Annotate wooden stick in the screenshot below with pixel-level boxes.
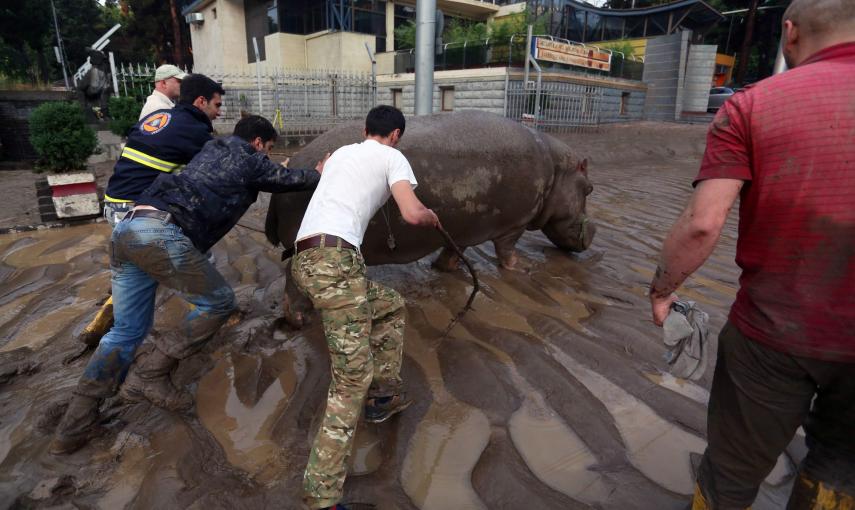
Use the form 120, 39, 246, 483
436, 224, 480, 336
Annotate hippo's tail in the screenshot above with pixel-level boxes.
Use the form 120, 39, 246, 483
264, 196, 281, 247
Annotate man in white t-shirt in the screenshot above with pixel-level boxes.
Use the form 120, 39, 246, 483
139, 64, 186, 120
291, 105, 439, 510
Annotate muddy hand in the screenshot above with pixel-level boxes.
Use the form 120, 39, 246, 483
315, 152, 330, 174
650, 292, 679, 327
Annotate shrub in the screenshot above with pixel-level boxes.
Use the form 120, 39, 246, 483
108, 96, 142, 137
29, 101, 98, 172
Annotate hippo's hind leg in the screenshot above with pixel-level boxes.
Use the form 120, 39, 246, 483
493, 228, 525, 270
432, 247, 461, 272
281, 257, 312, 329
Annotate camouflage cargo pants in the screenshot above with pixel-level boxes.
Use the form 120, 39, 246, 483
291, 246, 405, 508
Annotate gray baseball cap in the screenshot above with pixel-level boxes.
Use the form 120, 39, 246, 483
154, 64, 188, 82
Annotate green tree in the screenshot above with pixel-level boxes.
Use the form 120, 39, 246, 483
394, 21, 416, 50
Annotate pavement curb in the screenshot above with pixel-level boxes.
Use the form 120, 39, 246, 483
0, 216, 105, 236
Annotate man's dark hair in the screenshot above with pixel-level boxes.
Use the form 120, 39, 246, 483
233, 115, 278, 144
365, 105, 405, 137
179, 74, 225, 105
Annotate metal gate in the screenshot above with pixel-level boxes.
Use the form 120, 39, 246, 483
505, 79, 603, 133
207, 68, 376, 139
115, 64, 376, 140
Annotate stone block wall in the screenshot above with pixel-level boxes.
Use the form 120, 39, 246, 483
642, 32, 686, 121
0, 90, 75, 162
377, 75, 507, 116
682, 44, 717, 113
600, 87, 646, 123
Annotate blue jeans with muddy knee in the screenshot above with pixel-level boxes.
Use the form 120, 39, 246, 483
76, 215, 235, 398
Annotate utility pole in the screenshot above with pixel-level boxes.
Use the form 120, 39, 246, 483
50, 0, 70, 89
734, 0, 760, 85
414, 0, 437, 115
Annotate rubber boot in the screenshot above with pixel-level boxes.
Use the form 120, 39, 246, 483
49, 393, 102, 455
787, 473, 855, 510
119, 347, 193, 411
77, 296, 114, 347
687, 483, 753, 510
690, 483, 712, 510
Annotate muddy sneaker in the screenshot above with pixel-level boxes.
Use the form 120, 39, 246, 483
364, 394, 412, 424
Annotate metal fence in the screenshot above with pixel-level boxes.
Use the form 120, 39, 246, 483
205, 68, 376, 138
114, 61, 605, 136
113, 62, 190, 101
114, 64, 376, 139
505, 79, 603, 133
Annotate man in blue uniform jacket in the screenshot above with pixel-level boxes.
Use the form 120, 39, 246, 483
78, 74, 224, 347
51, 115, 325, 454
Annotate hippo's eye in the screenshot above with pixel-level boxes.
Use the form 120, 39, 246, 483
585, 184, 593, 196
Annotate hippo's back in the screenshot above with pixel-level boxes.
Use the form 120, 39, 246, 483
266, 111, 556, 264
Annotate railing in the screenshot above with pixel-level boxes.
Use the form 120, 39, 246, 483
115, 64, 376, 139
113, 62, 187, 101
205, 68, 376, 138
392, 34, 644, 81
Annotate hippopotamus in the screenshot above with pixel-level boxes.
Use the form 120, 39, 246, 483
265, 111, 595, 272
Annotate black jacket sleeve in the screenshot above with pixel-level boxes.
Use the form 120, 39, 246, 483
251, 155, 320, 193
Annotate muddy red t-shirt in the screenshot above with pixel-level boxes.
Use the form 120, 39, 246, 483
695, 42, 855, 362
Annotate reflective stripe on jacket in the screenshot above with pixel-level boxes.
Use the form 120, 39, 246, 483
105, 103, 212, 203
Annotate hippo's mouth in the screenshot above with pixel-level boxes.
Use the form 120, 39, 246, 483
543, 214, 596, 252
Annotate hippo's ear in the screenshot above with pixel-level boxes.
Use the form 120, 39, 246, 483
577, 158, 588, 176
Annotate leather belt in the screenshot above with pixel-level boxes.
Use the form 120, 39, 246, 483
125, 208, 175, 224
295, 234, 357, 255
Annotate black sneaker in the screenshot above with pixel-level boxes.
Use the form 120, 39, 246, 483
364, 394, 412, 423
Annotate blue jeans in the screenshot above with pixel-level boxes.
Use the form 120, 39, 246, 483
79, 215, 235, 397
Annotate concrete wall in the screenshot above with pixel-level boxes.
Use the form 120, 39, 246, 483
682, 44, 717, 113
265, 32, 308, 69
601, 87, 646, 122
642, 32, 686, 121
642, 32, 717, 119
306, 32, 376, 73
189, 0, 248, 73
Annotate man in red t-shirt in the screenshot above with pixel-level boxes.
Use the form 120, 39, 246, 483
649, 0, 855, 508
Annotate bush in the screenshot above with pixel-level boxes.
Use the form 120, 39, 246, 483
108, 96, 142, 137
29, 101, 98, 172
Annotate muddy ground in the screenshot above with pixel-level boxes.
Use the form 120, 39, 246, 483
0, 122, 803, 509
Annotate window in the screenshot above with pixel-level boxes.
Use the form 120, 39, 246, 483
391, 88, 403, 110
441, 87, 454, 111
267, 0, 279, 33
281, 0, 327, 35
620, 92, 630, 115
245, 0, 276, 62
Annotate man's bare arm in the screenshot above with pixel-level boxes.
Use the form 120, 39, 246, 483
649, 178, 743, 325
390, 180, 439, 227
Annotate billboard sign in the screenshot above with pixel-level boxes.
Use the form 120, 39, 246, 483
533, 38, 612, 72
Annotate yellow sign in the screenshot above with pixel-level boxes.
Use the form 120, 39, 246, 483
534, 38, 612, 72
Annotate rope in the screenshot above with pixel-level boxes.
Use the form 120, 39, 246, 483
436, 224, 480, 336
